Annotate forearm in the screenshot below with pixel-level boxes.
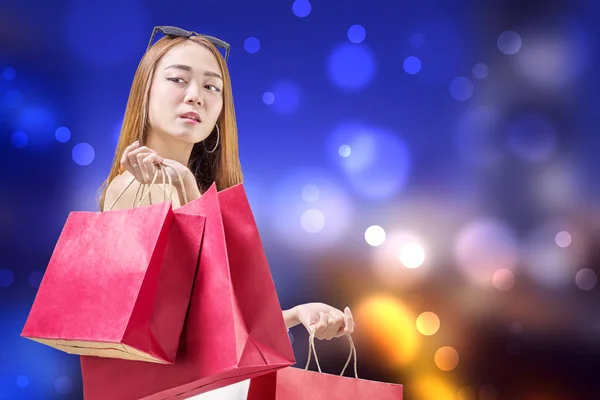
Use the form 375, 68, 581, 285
282, 306, 300, 329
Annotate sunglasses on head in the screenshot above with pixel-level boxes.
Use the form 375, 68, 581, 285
146, 25, 230, 62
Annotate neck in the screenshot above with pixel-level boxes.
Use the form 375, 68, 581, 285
144, 129, 194, 166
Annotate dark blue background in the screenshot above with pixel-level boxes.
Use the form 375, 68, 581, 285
2, 0, 600, 399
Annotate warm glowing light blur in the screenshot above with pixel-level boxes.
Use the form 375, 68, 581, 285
434, 346, 459, 371
458, 386, 476, 400
492, 268, 515, 291
416, 311, 440, 336
414, 375, 457, 400
399, 242, 425, 268
355, 295, 420, 367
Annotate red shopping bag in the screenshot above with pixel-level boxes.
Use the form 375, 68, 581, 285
21, 197, 206, 364
247, 334, 403, 399
81, 183, 295, 399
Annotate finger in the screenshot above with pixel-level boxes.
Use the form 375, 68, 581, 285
314, 313, 329, 340
127, 147, 155, 182
137, 152, 156, 183
120, 142, 139, 173
326, 312, 344, 340
343, 307, 354, 334
141, 153, 158, 183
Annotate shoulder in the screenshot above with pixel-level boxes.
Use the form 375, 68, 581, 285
103, 172, 138, 212
103, 172, 181, 212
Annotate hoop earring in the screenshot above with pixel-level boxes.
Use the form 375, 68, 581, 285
204, 124, 220, 154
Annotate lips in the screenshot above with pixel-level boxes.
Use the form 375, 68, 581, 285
180, 112, 201, 122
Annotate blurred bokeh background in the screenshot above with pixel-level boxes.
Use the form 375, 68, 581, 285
2, 0, 600, 399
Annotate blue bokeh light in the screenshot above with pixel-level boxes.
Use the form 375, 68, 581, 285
14, 106, 57, 146
404, 56, 422, 74
347, 25, 366, 43
10, 131, 28, 149
327, 123, 412, 200
55, 377, 73, 394
2, 67, 16, 81
16, 375, 29, 389
55, 126, 71, 143
28, 270, 43, 289
72, 143, 96, 166
410, 33, 426, 48
327, 43, 376, 91
244, 37, 260, 54
292, 0, 312, 17
449, 77, 474, 101
498, 30, 522, 55
262, 91, 275, 105
269, 169, 354, 250
473, 63, 489, 79
270, 81, 301, 114
0, 269, 14, 287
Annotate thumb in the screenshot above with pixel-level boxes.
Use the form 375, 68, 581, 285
344, 307, 355, 329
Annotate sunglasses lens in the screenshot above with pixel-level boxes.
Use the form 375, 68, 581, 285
149, 27, 229, 61
160, 26, 190, 37
214, 45, 228, 60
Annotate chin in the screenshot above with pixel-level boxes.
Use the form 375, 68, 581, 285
165, 128, 208, 145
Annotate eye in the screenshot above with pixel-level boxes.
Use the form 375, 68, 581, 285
167, 77, 186, 84
205, 84, 221, 92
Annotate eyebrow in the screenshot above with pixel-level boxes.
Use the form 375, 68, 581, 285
164, 64, 223, 80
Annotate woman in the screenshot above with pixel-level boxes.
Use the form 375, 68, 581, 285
99, 26, 355, 398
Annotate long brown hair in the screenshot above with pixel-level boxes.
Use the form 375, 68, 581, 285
98, 35, 243, 210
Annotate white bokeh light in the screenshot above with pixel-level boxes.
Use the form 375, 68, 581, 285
533, 160, 584, 213
301, 184, 320, 202
575, 268, 597, 291
339, 144, 352, 157
269, 169, 353, 251
300, 209, 325, 233
555, 230, 572, 248
399, 243, 425, 269
454, 219, 519, 287
372, 230, 430, 289
514, 30, 590, 90
522, 220, 587, 288
365, 225, 386, 247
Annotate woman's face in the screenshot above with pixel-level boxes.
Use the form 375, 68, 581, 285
147, 41, 224, 144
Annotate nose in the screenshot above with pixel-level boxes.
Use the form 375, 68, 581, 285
184, 85, 204, 107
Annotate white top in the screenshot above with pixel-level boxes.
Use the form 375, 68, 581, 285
186, 380, 250, 400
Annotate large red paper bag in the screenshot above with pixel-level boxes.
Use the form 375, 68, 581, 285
247, 334, 403, 399
81, 183, 295, 399
21, 197, 206, 364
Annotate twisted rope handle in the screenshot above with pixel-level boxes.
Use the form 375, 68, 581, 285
105, 164, 188, 211
305, 330, 358, 379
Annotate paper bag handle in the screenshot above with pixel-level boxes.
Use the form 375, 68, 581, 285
305, 330, 358, 379
106, 164, 188, 211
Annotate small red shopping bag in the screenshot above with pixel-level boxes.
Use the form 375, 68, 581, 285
21, 187, 206, 364
81, 183, 295, 399
247, 333, 404, 399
